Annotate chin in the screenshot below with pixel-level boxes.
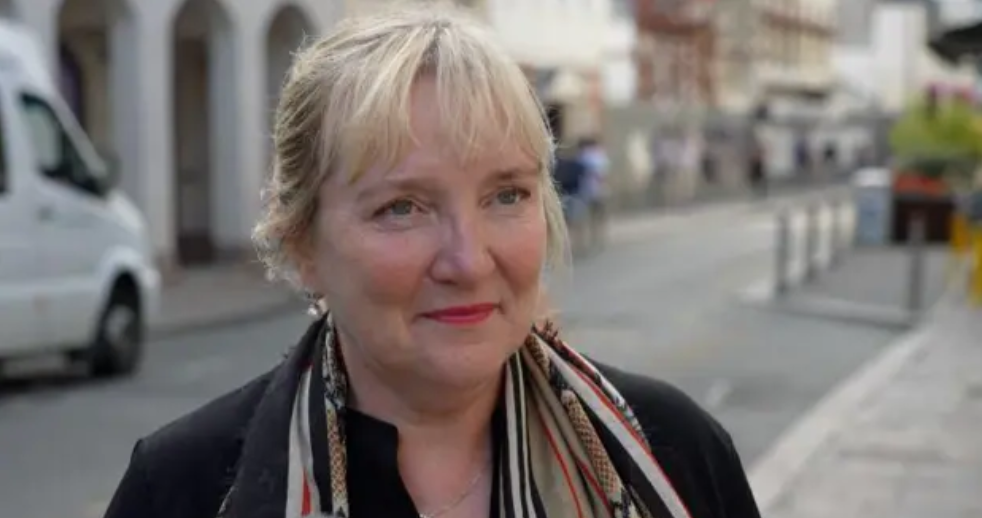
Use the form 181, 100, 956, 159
411, 316, 528, 381
423, 337, 517, 387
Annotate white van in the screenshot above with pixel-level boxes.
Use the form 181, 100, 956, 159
0, 21, 159, 378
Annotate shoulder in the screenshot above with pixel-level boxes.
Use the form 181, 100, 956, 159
103, 369, 276, 518
596, 361, 725, 445
138, 369, 274, 464
594, 361, 762, 518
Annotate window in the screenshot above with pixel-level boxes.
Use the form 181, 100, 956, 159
19, 94, 103, 197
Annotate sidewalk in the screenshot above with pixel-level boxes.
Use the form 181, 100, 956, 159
750, 297, 982, 517
772, 246, 951, 329
150, 262, 302, 339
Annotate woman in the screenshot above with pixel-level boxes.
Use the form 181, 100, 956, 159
104, 6, 760, 518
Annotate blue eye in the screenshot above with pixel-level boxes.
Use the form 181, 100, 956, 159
378, 199, 417, 217
496, 187, 529, 205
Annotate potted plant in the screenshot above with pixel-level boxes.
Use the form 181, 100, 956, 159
886, 88, 982, 241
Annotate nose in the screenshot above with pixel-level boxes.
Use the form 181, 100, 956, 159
429, 212, 495, 286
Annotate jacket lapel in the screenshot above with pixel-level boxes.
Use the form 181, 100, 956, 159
221, 317, 328, 518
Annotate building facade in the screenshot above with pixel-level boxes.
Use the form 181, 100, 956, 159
0, 0, 342, 273
634, 0, 716, 112
0, 0, 626, 272
836, 0, 875, 46
486, 0, 612, 143
601, 0, 638, 106
714, 0, 836, 115
705, 0, 837, 178
835, 0, 979, 115
863, 1, 977, 114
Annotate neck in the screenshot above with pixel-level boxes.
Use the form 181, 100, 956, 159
338, 337, 501, 452
336, 334, 499, 516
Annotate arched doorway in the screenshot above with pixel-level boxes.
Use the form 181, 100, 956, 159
171, 0, 232, 266
56, 0, 135, 155
264, 4, 314, 169
58, 45, 85, 126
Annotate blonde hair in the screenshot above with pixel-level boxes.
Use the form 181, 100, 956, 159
253, 2, 570, 290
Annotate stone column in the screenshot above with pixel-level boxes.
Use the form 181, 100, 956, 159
130, 3, 177, 273
210, 14, 266, 261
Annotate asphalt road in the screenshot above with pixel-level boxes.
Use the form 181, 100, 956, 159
0, 198, 902, 518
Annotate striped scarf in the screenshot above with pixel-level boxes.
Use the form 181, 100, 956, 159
282, 320, 691, 518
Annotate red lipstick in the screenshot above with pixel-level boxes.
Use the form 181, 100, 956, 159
421, 303, 497, 325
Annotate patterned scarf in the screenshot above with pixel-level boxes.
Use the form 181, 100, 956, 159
270, 319, 692, 518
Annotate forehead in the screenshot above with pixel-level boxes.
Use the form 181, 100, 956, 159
409, 76, 533, 161
366, 138, 538, 190
351, 76, 539, 185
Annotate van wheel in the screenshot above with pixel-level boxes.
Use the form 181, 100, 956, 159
87, 282, 143, 378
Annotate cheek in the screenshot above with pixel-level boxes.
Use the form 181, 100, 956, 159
492, 213, 548, 292
315, 220, 435, 309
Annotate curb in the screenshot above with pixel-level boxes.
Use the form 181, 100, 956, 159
747, 287, 956, 514
738, 256, 921, 332
148, 297, 305, 341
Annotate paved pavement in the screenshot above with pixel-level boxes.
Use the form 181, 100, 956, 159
788, 247, 951, 311
0, 184, 901, 518
752, 298, 982, 518
749, 246, 953, 330
151, 261, 302, 339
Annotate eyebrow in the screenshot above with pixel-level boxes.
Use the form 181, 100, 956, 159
488, 167, 540, 182
355, 166, 540, 203
354, 176, 437, 204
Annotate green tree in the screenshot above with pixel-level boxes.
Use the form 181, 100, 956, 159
889, 93, 982, 181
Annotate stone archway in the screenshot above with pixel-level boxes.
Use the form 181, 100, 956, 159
56, 0, 136, 155
171, 0, 233, 266
264, 3, 315, 168
58, 45, 84, 126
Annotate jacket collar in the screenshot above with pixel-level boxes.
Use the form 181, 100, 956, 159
221, 316, 328, 518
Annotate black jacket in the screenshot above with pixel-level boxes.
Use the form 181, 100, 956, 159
103, 320, 761, 518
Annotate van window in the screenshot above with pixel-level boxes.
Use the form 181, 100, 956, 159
19, 94, 101, 196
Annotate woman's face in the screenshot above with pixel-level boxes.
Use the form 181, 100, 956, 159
301, 76, 548, 388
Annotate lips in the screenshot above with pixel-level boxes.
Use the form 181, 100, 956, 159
421, 303, 498, 325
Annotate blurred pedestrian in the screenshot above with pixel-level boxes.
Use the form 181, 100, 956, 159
748, 134, 767, 198
576, 136, 609, 251
794, 134, 810, 178
103, 5, 761, 518
650, 133, 677, 205
702, 134, 718, 184
822, 142, 838, 177
552, 149, 587, 214
552, 149, 589, 252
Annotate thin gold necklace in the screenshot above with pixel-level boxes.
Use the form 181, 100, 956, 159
417, 460, 490, 518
